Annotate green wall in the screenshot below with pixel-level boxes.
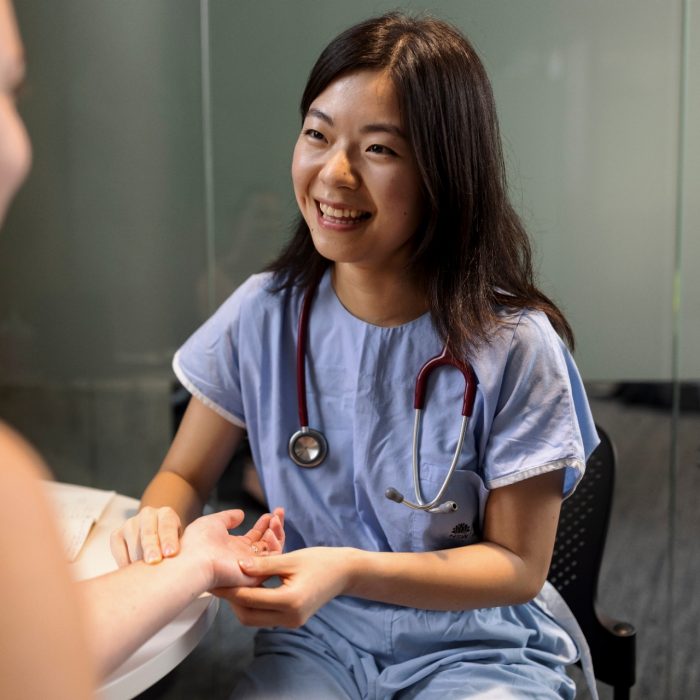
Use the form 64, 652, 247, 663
2, 0, 696, 383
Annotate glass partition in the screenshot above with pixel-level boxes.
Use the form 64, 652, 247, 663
671, 1, 699, 697
0, 0, 204, 494
0, 2, 696, 698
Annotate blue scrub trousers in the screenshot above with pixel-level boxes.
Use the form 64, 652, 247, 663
231, 597, 576, 699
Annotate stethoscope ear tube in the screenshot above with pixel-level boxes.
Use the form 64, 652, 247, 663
386, 347, 477, 514
384, 412, 469, 514
295, 280, 316, 430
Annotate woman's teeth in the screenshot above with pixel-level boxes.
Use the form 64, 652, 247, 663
319, 202, 367, 220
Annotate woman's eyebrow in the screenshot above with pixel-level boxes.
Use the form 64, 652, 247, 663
360, 123, 406, 139
306, 108, 333, 125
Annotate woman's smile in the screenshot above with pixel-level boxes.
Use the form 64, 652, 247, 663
316, 200, 372, 228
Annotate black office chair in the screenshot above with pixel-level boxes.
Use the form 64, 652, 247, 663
548, 425, 636, 700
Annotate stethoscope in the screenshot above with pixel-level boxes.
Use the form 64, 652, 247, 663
288, 277, 478, 514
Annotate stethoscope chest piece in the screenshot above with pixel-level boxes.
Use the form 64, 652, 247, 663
288, 426, 328, 468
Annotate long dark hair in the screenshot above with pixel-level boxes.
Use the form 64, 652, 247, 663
266, 12, 574, 354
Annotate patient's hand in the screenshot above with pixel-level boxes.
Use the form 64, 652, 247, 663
179, 508, 285, 589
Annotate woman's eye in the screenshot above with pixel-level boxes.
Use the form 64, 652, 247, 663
367, 144, 397, 156
303, 128, 325, 141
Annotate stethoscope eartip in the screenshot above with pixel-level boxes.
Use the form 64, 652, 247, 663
385, 487, 404, 504
431, 500, 458, 514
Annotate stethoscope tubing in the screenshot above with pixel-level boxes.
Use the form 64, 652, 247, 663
288, 277, 330, 467
295, 278, 316, 430
289, 276, 479, 513
394, 346, 476, 512
411, 412, 470, 510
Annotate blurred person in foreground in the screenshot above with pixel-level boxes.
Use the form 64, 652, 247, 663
0, 3, 284, 698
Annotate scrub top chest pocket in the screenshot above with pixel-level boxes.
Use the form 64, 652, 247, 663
411, 466, 489, 552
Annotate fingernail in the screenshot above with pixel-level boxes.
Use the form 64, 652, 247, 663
163, 545, 175, 557
238, 558, 254, 569
145, 551, 162, 564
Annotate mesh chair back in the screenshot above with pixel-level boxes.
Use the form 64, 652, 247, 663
548, 426, 636, 698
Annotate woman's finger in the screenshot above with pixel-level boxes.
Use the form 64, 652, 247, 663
237, 552, 289, 577
228, 600, 306, 630
157, 507, 181, 558
227, 581, 291, 610
139, 507, 162, 564
230, 605, 284, 629
123, 520, 144, 564
109, 529, 130, 568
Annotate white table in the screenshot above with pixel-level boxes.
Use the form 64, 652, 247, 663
70, 492, 219, 700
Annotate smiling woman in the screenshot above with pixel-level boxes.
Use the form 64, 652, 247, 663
120, 10, 602, 700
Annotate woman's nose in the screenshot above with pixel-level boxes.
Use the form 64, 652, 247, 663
319, 148, 359, 189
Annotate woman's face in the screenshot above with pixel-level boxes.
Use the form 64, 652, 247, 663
0, 0, 30, 226
292, 69, 424, 277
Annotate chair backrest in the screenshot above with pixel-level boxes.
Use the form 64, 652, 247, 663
548, 425, 636, 699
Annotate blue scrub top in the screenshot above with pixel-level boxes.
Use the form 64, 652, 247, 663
174, 269, 598, 555
174, 269, 601, 698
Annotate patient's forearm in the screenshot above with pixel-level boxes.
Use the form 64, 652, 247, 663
0, 427, 96, 700
78, 554, 210, 678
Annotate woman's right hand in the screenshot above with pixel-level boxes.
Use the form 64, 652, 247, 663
110, 506, 183, 567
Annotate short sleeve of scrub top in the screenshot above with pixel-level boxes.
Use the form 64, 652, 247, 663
474, 310, 599, 498
171, 273, 270, 429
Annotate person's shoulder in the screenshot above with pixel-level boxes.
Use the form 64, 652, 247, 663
235, 271, 276, 302
234, 271, 301, 317
493, 306, 562, 349
206, 272, 303, 344
476, 307, 566, 375
211, 272, 280, 320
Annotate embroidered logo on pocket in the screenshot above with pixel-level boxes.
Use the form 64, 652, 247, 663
449, 522, 474, 540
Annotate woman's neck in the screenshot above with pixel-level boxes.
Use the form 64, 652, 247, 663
331, 264, 427, 327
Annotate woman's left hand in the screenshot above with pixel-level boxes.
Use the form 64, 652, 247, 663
219, 547, 353, 628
